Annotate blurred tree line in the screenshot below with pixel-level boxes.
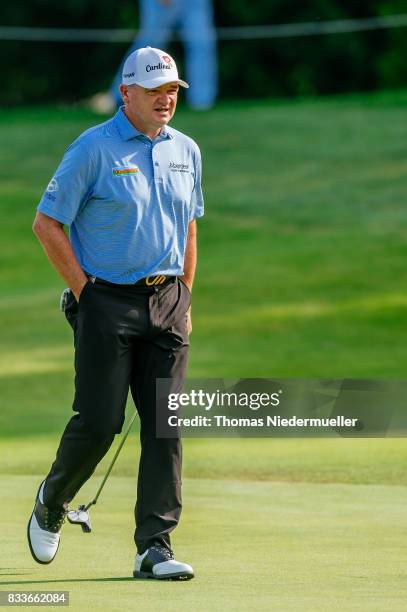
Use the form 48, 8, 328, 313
0, 0, 406, 105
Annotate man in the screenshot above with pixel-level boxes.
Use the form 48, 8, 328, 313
28, 46, 203, 581
90, 0, 217, 113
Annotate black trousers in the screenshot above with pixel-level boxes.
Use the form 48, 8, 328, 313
43, 277, 190, 554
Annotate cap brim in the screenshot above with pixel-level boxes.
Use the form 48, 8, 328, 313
129, 76, 189, 89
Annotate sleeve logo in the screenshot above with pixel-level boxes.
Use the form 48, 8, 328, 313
46, 178, 59, 192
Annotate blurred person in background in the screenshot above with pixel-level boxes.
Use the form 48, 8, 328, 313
91, 0, 217, 112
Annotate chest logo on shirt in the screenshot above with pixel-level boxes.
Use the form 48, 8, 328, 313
169, 162, 189, 173
112, 166, 139, 177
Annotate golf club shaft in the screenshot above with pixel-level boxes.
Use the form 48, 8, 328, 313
84, 411, 137, 511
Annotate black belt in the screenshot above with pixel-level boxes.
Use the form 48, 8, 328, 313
88, 274, 176, 288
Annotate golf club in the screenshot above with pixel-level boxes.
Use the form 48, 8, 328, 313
67, 411, 137, 533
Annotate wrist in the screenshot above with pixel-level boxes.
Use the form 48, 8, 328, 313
180, 276, 193, 292
73, 279, 89, 301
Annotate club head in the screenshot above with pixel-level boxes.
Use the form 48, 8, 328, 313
67, 504, 92, 533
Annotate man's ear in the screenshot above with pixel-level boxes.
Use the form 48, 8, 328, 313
119, 84, 129, 103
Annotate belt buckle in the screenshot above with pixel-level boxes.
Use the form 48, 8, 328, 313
145, 275, 167, 286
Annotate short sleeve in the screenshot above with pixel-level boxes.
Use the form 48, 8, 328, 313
37, 139, 95, 226
190, 146, 204, 221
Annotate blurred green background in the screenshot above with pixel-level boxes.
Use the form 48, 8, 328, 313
1, 94, 407, 610
1, 4, 407, 610
2, 92, 407, 403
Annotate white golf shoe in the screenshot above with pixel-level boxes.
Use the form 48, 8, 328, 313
133, 543, 194, 580
27, 481, 67, 564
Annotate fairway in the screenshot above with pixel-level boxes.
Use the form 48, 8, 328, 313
1, 92, 407, 609
2, 476, 407, 611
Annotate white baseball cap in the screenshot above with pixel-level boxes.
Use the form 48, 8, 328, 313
122, 46, 189, 89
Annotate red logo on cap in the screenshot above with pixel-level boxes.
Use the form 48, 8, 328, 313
162, 55, 172, 65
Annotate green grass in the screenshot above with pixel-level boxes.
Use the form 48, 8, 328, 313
2, 476, 407, 611
1, 91, 407, 609
2, 435, 407, 486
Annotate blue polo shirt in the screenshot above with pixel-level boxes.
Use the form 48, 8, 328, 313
37, 108, 204, 283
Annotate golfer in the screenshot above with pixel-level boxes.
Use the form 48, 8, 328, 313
27, 47, 203, 580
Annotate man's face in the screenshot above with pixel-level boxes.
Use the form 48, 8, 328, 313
121, 82, 179, 135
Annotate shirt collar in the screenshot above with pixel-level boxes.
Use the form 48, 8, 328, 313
114, 107, 173, 141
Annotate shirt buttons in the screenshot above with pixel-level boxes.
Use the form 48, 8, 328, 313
154, 162, 159, 167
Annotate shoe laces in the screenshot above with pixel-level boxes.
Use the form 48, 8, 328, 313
44, 507, 67, 533
151, 543, 174, 560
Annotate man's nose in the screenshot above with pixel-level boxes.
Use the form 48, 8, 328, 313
157, 93, 171, 105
